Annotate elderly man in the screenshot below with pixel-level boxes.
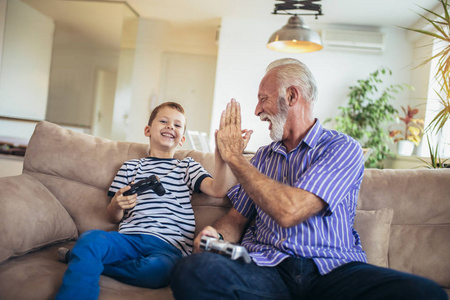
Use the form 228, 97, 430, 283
170, 58, 446, 300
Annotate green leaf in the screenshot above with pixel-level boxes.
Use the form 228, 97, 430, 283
332, 67, 408, 169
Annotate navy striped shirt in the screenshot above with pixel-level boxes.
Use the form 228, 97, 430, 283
228, 119, 367, 275
108, 157, 211, 256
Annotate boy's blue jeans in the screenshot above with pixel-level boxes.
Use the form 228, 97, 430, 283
56, 230, 182, 300
171, 252, 447, 300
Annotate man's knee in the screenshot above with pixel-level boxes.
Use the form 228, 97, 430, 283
171, 253, 225, 296
394, 275, 447, 300
359, 264, 447, 300
172, 252, 216, 280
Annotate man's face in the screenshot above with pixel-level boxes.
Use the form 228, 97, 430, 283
256, 71, 289, 141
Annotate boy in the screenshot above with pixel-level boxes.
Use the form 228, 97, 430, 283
56, 102, 229, 299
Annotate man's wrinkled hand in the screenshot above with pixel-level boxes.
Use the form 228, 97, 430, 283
216, 99, 253, 161
193, 226, 221, 253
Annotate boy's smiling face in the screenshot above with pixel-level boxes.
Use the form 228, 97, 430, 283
145, 106, 186, 154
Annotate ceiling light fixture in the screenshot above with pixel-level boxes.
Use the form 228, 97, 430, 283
267, 0, 323, 53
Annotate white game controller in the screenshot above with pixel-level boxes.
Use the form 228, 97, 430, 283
199, 236, 252, 264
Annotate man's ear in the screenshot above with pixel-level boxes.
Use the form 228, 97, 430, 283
144, 125, 151, 137
287, 86, 300, 106
179, 135, 186, 147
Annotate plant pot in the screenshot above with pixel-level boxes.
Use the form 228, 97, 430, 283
397, 140, 414, 156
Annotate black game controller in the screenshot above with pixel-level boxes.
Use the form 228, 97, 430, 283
123, 175, 165, 196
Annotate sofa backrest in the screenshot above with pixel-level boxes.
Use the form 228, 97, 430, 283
23, 121, 236, 235
359, 168, 450, 289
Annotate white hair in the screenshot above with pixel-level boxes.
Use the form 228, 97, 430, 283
266, 58, 318, 102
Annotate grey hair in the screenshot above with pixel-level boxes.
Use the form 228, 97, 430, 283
266, 58, 318, 103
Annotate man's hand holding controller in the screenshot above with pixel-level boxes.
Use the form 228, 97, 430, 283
195, 226, 251, 264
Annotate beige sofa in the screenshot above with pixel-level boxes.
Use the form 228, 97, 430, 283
0, 121, 449, 300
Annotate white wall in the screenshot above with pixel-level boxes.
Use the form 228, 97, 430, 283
159, 52, 217, 145
0, 0, 6, 69
211, 17, 416, 152
45, 5, 124, 128
0, 0, 53, 121
123, 19, 219, 144
110, 49, 135, 141
124, 19, 170, 143
46, 48, 119, 127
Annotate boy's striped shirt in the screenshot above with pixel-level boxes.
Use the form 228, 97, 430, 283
109, 157, 211, 256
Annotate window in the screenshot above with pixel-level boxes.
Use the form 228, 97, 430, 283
421, 38, 450, 158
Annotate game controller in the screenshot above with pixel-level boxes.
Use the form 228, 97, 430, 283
123, 175, 165, 196
200, 236, 252, 263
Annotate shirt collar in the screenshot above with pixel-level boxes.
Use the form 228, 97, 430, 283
302, 118, 323, 149
269, 118, 323, 154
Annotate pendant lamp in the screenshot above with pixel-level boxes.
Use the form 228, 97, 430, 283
267, 15, 323, 53
267, 0, 323, 53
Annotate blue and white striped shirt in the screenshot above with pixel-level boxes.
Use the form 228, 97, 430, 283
108, 157, 211, 256
228, 119, 367, 275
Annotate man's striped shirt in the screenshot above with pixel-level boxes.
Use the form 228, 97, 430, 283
228, 119, 367, 275
108, 157, 211, 256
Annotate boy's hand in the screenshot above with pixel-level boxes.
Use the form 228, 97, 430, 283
111, 185, 137, 210
241, 129, 253, 152
107, 185, 137, 224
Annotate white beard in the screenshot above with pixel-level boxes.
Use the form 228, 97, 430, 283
260, 97, 289, 141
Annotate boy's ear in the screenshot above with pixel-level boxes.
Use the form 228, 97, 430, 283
179, 135, 186, 146
144, 125, 151, 137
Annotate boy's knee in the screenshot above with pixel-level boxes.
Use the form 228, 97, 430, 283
78, 230, 105, 241
73, 230, 108, 251
124, 254, 180, 289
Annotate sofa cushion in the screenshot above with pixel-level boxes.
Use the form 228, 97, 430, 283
389, 224, 450, 288
354, 208, 394, 268
0, 174, 78, 264
0, 242, 175, 300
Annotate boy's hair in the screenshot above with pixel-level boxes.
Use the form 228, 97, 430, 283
148, 102, 187, 131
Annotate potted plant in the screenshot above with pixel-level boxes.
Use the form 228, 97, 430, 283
326, 68, 409, 168
419, 138, 449, 168
389, 105, 424, 156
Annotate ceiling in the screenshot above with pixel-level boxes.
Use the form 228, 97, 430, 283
20, 0, 441, 50
126, 0, 440, 30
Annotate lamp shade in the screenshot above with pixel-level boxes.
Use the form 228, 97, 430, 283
267, 15, 323, 53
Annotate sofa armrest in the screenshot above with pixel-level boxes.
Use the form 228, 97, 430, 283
0, 174, 78, 263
